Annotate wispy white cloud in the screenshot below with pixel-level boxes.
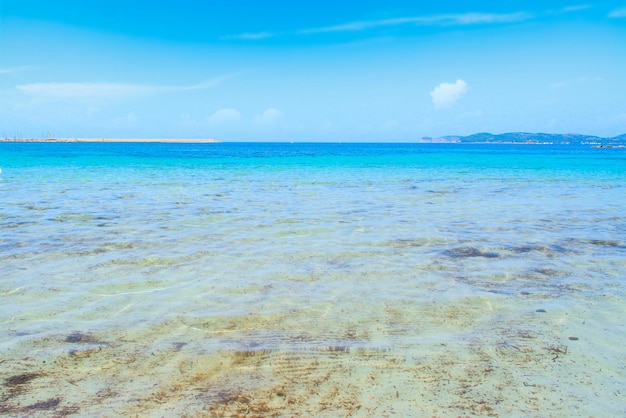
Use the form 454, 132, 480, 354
225, 11, 531, 40
0, 66, 35, 75
225, 6, 603, 41
114, 112, 138, 125
608, 7, 626, 17
221, 31, 275, 40
187, 76, 232, 90
431, 79, 468, 109
438, 12, 532, 25
299, 12, 531, 34
17, 82, 159, 99
548, 76, 602, 89
562, 5, 591, 12
16, 75, 231, 100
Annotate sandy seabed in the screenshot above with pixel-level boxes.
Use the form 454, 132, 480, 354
2, 288, 624, 417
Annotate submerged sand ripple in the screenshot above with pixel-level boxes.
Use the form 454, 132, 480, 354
2, 289, 624, 416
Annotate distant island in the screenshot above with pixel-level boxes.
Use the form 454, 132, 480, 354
420, 132, 626, 145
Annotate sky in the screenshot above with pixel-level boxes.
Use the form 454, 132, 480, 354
1, 1, 625, 141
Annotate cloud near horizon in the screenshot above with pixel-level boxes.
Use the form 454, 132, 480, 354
253, 108, 285, 125
0, 66, 36, 75
431, 79, 468, 109
17, 82, 160, 99
16, 76, 230, 100
208, 108, 242, 124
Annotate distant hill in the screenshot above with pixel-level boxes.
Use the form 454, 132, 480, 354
424, 132, 626, 144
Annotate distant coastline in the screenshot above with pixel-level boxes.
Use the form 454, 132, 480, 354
2, 133, 625, 145
419, 132, 626, 145
0, 138, 219, 143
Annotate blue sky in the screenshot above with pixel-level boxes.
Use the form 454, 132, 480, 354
1, 1, 625, 141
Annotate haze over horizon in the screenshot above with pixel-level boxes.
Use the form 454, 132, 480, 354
1, 1, 625, 142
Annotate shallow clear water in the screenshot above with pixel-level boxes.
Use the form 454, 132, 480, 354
1, 143, 625, 416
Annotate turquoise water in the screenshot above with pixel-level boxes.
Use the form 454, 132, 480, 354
1, 143, 625, 416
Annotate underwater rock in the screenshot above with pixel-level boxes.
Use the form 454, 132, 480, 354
65, 332, 88, 343
172, 342, 188, 352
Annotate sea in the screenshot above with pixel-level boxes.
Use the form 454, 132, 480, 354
1, 142, 625, 416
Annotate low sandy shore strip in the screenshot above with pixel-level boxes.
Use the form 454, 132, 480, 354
1, 138, 218, 143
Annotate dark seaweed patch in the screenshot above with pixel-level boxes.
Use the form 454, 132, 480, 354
532, 268, 562, 277
2, 221, 37, 229
586, 239, 625, 248
25, 397, 60, 411
4, 372, 42, 387
511, 245, 552, 253
391, 239, 425, 248
2, 372, 45, 411
511, 244, 579, 256
64, 332, 109, 345
444, 247, 500, 258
